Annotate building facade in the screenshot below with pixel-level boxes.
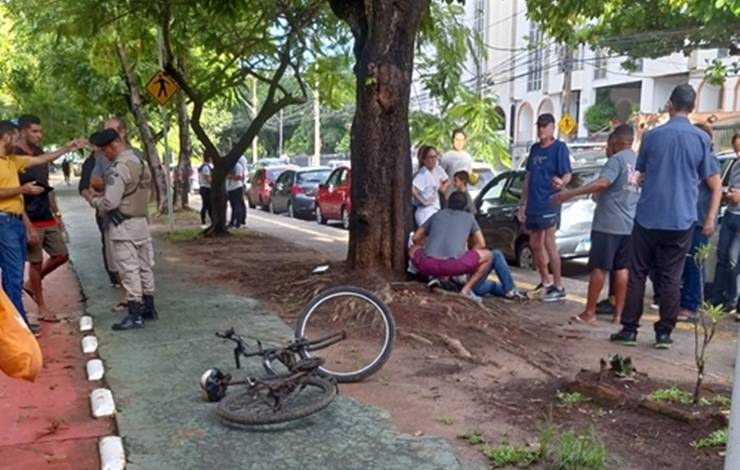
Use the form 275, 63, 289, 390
457, 0, 739, 154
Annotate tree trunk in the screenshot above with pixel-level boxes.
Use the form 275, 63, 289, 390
331, 0, 428, 274
209, 162, 229, 235
116, 45, 168, 209
176, 87, 191, 209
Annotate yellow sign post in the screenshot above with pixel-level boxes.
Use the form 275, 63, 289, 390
558, 114, 577, 136
145, 71, 179, 106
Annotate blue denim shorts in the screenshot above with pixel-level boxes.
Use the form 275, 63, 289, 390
525, 212, 560, 231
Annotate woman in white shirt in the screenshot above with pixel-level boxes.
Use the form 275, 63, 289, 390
197, 155, 213, 227
412, 145, 450, 227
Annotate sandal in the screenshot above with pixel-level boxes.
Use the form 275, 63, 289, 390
569, 314, 596, 325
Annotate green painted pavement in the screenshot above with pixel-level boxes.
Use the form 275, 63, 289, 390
59, 187, 470, 470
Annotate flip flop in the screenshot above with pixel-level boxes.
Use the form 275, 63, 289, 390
569, 314, 596, 325
39, 315, 62, 323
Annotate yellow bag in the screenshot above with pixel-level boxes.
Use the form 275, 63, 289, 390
469, 170, 480, 186
0, 288, 43, 381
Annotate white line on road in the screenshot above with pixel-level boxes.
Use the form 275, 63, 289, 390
250, 213, 348, 242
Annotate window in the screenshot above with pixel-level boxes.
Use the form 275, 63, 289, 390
505, 173, 525, 203
337, 168, 349, 186
527, 22, 543, 92
594, 49, 607, 80
572, 45, 585, 71
297, 170, 331, 185
326, 169, 341, 186
478, 175, 509, 213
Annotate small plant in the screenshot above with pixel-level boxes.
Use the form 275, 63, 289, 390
591, 408, 608, 419
692, 245, 731, 405
609, 354, 636, 378
435, 416, 454, 426
691, 428, 728, 449
552, 429, 608, 470
556, 391, 591, 408
458, 431, 484, 446
649, 386, 693, 405
711, 394, 731, 411
483, 443, 540, 468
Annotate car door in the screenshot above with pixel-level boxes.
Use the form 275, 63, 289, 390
274, 171, 292, 212
319, 168, 341, 218
476, 172, 523, 259
333, 168, 350, 218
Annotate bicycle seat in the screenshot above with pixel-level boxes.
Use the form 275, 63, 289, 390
295, 357, 324, 372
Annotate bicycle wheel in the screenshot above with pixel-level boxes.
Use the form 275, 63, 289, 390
294, 286, 395, 383
216, 376, 336, 425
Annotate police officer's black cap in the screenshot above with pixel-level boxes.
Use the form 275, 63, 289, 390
537, 113, 556, 126
89, 128, 119, 147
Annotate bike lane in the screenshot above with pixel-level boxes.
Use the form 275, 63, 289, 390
59, 187, 468, 469
0, 264, 113, 469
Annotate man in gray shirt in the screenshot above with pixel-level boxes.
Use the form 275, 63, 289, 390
553, 125, 639, 323
710, 132, 740, 311
410, 191, 492, 302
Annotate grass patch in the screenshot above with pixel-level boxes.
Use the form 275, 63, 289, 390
649, 387, 693, 405
483, 444, 540, 468
553, 429, 607, 470
458, 431, 484, 446
435, 417, 455, 426
164, 228, 203, 243
691, 428, 728, 449
556, 390, 591, 408
710, 394, 731, 410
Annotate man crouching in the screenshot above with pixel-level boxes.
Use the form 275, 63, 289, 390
82, 128, 157, 331
409, 191, 492, 302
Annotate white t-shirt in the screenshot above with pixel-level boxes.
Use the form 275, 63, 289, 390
413, 165, 448, 226
226, 162, 245, 192
197, 163, 212, 188
440, 150, 473, 180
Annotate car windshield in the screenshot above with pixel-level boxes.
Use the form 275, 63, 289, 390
297, 170, 331, 185
267, 168, 288, 181
469, 169, 495, 192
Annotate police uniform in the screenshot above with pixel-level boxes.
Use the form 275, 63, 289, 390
88, 129, 157, 331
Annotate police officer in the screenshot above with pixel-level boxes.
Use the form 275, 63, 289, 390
82, 128, 157, 331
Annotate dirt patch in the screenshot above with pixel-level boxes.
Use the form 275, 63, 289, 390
152, 215, 728, 469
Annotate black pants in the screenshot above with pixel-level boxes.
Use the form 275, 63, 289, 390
95, 215, 117, 285
228, 188, 246, 227
199, 187, 212, 224
621, 223, 692, 335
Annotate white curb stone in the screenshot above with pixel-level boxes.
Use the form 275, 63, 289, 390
90, 388, 116, 418
82, 335, 98, 354
86, 359, 105, 381
79, 315, 94, 332
99, 435, 126, 470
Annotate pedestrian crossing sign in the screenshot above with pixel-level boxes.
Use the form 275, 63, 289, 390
145, 71, 179, 105
558, 114, 577, 136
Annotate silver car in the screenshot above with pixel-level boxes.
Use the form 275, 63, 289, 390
475, 166, 600, 269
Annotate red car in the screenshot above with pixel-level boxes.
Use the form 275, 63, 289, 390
246, 165, 297, 210
315, 165, 351, 229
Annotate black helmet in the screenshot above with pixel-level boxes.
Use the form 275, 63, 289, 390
200, 368, 230, 402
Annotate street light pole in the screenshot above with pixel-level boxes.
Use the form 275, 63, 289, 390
724, 332, 740, 469
157, 29, 174, 233
313, 78, 321, 167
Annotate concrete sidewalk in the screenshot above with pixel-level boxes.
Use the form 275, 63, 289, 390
59, 187, 467, 469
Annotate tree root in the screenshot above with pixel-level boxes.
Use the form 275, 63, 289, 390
436, 333, 473, 359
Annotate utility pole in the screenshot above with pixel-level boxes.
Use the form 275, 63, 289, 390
725, 336, 740, 469
560, 45, 574, 142
278, 109, 284, 157
313, 79, 321, 167
156, 30, 174, 233
252, 77, 258, 163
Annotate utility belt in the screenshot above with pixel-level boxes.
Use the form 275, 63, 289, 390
108, 209, 131, 226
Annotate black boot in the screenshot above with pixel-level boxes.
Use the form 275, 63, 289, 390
112, 301, 144, 331
142, 294, 159, 321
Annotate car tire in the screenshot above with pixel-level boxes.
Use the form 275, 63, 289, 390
316, 206, 327, 225
516, 241, 536, 271
288, 202, 294, 219
341, 207, 350, 230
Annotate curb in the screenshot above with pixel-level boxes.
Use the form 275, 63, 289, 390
77, 311, 127, 468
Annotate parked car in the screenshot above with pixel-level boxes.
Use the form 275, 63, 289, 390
474, 166, 601, 269
315, 165, 351, 229
268, 167, 332, 219
246, 165, 298, 210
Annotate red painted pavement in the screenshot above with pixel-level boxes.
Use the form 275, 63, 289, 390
0, 266, 113, 470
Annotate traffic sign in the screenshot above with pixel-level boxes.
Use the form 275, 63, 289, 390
145, 71, 179, 105
558, 114, 577, 136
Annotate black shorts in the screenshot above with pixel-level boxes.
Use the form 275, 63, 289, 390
587, 230, 631, 272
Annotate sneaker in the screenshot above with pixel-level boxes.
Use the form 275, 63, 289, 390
28, 322, 41, 337
542, 285, 566, 302
595, 299, 614, 315
505, 288, 529, 301
653, 333, 673, 349
609, 329, 637, 346
531, 283, 550, 293
427, 278, 442, 290
465, 291, 483, 303
649, 302, 659, 311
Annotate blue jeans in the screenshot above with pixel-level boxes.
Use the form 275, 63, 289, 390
711, 212, 740, 309
473, 250, 515, 297
0, 215, 28, 323
680, 226, 708, 312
